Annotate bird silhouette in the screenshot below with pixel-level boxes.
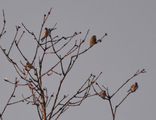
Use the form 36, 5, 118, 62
127, 82, 138, 92
90, 35, 97, 46
99, 90, 106, 99
26, 62, 33, 70
41, 28, 51, 42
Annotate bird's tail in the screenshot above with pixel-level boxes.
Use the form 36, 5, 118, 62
41, 37, 45, 42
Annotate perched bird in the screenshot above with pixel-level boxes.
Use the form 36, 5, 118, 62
41, 28, 51, 42
99, 90, 106, 99
26, 62, 33, 70
127, 82, 138, 92
90, 35, 97, 46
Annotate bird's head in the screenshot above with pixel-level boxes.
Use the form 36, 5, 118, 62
93, 35, 96, 39
135, 82, 138, 86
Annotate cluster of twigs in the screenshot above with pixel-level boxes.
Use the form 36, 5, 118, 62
93, 69, 146, 120
0, 8, 107, 120
0, 8, 146, 120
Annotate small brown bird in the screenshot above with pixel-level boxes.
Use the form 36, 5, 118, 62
99, 90, 106, 99
41, 28, 51, 42
127, 82, 138, 92
90, 35, 97, 46
26, 62, 33, 70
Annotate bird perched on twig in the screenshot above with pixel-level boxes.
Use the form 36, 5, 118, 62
127, 82, 138, 92
90, 35, 97, 46
90, 35, 102, 46
26, 62, 33, 71
99, 90, 106, 99
41, 28, 51, 42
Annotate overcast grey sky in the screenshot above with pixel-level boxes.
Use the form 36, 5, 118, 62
0, 0, 155, 120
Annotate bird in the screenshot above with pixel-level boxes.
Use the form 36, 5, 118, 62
26, 62, 33, 70
99, 90, 106, 99
41, 28, 51, 42
90, 35, 97, 46
127, 82, 138, 92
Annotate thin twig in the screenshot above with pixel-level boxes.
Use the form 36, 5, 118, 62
111, 69, 146, 98
1, 79, 18, 115
0, 9, 6, 39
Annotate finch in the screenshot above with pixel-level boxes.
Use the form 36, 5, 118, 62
41, 28, 51, 42
26, 62, 33, 70
90, 35, 97, 46
127, 82, 138, 92
99, 90, 106, 99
